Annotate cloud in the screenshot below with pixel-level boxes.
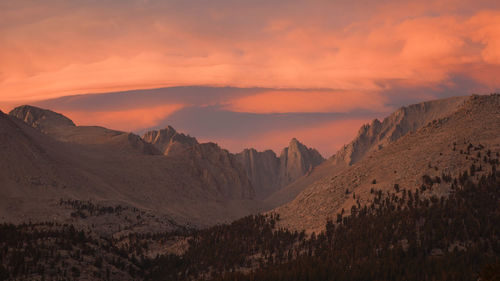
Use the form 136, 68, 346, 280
1, 0, 500, 102
226, 90, 389, 114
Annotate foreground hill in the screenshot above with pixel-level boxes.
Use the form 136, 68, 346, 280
275, 94, 500, 232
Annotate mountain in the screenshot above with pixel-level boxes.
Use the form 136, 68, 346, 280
142, 126, 254, 200
10, 105, 159, 155
142, 125, 198, 157
143, 126, 324, 200
2, 106, 258, 233
235, 149, 281, 199
236, 138, 324, 199
274, 94, 500, 232
2, 94, 500, 281
333, 95, 469, 165
279, 138, 325, 186
265, 95, 469, 208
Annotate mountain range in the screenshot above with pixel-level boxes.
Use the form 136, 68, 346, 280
3, 94, 499, 234
1, 105, 324, 234
1, 93, 499, 280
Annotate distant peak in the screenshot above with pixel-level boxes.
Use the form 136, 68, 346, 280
289, 138, 302, 147
142, 125, 198, 154
9, 105, 75, 130
164, 125, 177, 132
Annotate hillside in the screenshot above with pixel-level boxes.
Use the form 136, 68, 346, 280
275, 94, 500, 232
10, 105, 159, 155
265, 95, 469, 208
2, 106, 260, 232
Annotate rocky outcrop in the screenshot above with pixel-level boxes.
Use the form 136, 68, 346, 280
333, 96, 468, 165
236, 139, 325, 199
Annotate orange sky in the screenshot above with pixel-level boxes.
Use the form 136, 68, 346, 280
1, 0, 500, 155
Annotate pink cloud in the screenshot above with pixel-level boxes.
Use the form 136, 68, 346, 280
1, 2, 500, 103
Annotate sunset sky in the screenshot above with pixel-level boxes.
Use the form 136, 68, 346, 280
1, 0, 500, 156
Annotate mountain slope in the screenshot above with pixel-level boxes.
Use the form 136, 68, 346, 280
333, 95, 468, 165
265, 96, 469, 208
10, 105, 160, 155
275, 94, 500, 232
2, 106, 259, 232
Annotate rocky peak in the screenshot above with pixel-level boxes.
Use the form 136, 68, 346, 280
142, 126, 198, 156
143, 127, 254, 199
236, 139, 324, 199
333, 96, 469, 165
9, 105, 75, 133
279, 138, 325, 187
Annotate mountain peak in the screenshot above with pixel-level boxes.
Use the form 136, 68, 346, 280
142, 126, 198, 156
235, 139, 324, 199
279, 138, 325, 187
9, 105, 75, 133
333, 95, 469, 165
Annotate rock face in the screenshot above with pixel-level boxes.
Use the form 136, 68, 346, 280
236, 149, 281, 199
236, 139, 325, 199
279, 138, 324, 187
275, 94, 500, 232
334, 96, 468, 165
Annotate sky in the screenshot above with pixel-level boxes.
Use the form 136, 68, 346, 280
1, 0, 500, 156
